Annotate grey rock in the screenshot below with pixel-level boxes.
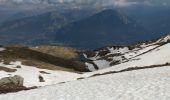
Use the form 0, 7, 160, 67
0, 75, 24, 86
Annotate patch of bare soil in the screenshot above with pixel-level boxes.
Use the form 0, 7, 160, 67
0, 46, 88, 72
0, 66, 16, 72
0, 84, 36, 94
39, 71, 50, 74
30, 45, 79, 60
21, 59, 76, 72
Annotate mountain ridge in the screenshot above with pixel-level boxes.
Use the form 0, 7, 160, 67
54, 9, 149, 49
0, 9, 150, 49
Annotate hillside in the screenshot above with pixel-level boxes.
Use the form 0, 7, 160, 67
0, 34, 170, 97
0, 34, 170, 99
83, 35, 170, 71
0, 45, 88, 93
1, 65, 170, 100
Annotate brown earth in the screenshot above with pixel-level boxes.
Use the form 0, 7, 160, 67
0, 84, 36, 94
0, 66, 16, 72
0, 45, 89, 72
30, 45, 79, 60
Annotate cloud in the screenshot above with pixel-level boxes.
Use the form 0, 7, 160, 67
0, 0, 140, 6
0, 0, 169, 8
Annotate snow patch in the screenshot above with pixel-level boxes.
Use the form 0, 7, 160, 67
0, 61, 81, 87
1, 66, 170, 100
0, 48, 5, 51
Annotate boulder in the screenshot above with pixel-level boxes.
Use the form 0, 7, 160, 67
0, 75, 24, 86
0, 75, 26, 93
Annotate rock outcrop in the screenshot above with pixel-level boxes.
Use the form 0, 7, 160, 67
0, 75, 24, 86
0, 75, 26, 93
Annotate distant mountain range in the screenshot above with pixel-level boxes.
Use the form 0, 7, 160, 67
54, 9, 148, 48
125, 6, 170, 37
0, 7, 170, 49
0, 9, 149, 49
0, 9, 97, 46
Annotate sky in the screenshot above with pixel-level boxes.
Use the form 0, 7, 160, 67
0, 0, 169, 13
0, 0, 169, 7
